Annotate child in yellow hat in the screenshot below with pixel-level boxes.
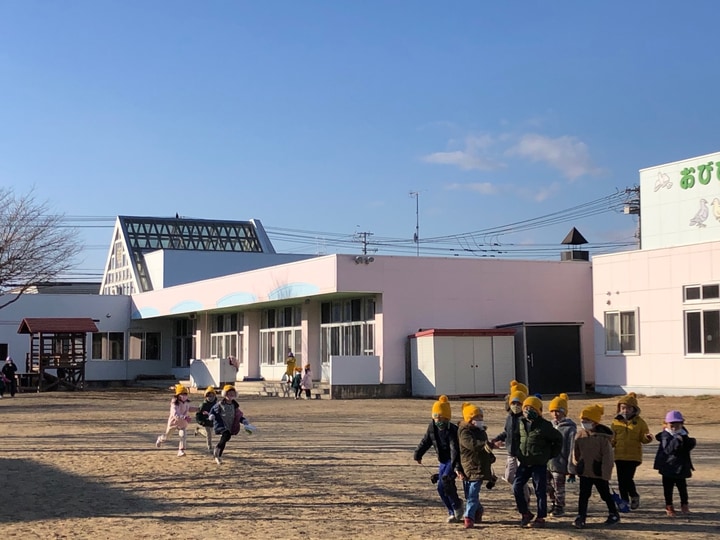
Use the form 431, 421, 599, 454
210, 384, 255, 464
611, 392, 653, 511
156, 383, 198, 457
571, 404, 620, 529
490, 386, 529, 506
194, 386, 217, 453
513, 395, 563, 528
457, 403, 495, 529
547, 393, 577, 517
413, 396, 465, 523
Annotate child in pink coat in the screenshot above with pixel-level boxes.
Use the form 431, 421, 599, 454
156, 384, 197, 457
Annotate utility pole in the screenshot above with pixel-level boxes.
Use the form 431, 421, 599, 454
410, 191, 419, 256
355, 231, 374, 255
623, 186, 641, 249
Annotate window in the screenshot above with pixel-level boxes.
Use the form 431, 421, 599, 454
91, 332, 125, 360
683, 282, 720, 355
210, 313, 243, 363
129, 332, 161, 360
260, 306, 301, 366
604, 310, 637, 354
684, 284, 720, 301
320, 297, 376, 363
685, 310, 720, 354
173, 319, 195, 368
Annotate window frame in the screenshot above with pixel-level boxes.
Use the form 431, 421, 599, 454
604, 309, 638, 355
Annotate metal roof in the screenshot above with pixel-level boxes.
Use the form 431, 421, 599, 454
17, 318, 99, 334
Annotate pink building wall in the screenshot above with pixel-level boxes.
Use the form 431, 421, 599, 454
132, 253, 595, 387
593, 242, 720, 395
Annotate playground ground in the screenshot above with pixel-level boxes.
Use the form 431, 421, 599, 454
0, 390, 718, 539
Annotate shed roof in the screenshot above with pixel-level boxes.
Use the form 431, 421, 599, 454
17, 318, 99, 334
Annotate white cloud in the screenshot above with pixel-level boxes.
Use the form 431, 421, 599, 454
507, 134, 600, 180
446, 182, 498, 195
422, 135, 503, 171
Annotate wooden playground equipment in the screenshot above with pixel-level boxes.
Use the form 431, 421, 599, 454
17, 318, 98, 392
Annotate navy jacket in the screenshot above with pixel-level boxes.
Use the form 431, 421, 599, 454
414, 420, 464, 474
653, 429, 696, 479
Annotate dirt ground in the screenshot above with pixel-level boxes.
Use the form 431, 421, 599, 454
0, 390, 718, 539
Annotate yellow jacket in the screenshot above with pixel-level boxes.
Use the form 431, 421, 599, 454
611, 414, 652, 462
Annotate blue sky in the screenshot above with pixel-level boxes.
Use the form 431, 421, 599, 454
2, 1, 719, 277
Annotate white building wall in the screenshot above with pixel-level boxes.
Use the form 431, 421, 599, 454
0, 294, 131, 374
641, 150, 720, 250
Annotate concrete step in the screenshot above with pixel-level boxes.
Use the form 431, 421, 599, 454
180, 379, 331, 399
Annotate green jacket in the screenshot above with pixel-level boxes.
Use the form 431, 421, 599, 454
517, 416, 563, 466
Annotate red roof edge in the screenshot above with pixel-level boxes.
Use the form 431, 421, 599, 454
408, 328, 516, 339
17, 318, 99, 334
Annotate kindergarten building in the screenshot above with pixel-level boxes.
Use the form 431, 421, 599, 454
592, 150, 720, 395
0, 215, 594, 397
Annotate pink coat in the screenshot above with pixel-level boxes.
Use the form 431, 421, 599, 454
166, 399, 194, 430
301, 371, 312, 390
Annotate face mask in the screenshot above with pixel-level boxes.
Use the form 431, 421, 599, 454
471, 419, 485, 429
434, 420, 448, 430
524, 409, 539, 421
206, 395, 216, 402
178, 394, 188, 402
510, 404, 522, 414
581, 421, 595, 431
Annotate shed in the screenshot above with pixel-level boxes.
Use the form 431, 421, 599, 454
409, 328, 516, 397
17, 317, 99, 392
496, 322, 584, 395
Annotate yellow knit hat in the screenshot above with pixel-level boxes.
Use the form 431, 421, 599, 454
510, 379, 529, 397
462, 402, 483, 423
522, 395, 543, 414
174, 383, 188, 396
580, 404, 604, 424
617, 392, 640, 413
431, 395, 452, 420
508, 389, 528, 406
549, 393, 569, 413
204, 386, 216, 396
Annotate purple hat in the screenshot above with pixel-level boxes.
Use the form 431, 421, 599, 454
665, 410, 684, 423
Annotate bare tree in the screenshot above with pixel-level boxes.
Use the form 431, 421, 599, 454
0, 187, 82, 310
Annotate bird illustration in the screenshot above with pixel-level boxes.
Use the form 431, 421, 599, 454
654, 171, 672, 192
689, 198, 709, 228
712, 198, 720, 222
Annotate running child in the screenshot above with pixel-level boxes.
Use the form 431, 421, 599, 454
156, 384, 197, 457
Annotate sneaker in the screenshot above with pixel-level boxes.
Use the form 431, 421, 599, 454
453, 502, 464, 522
520, 512, 535, 526
213, 447, 222, 464
605, 513, 620, 526
463, 518, 474, 529
666, 505, 676, 517
552, 506, 565, 517
446, 515, 458, 523
529, 517, 546, 528
680, 504, 689, 515
573, 516, 586, 529
155, 436, 164, 448
177, 449, 186, 457
630, 495, 640, 510
549, 503, 556, 515
214, 456, 222, 465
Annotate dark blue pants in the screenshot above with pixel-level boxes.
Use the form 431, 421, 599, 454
513, 464, 548, 518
